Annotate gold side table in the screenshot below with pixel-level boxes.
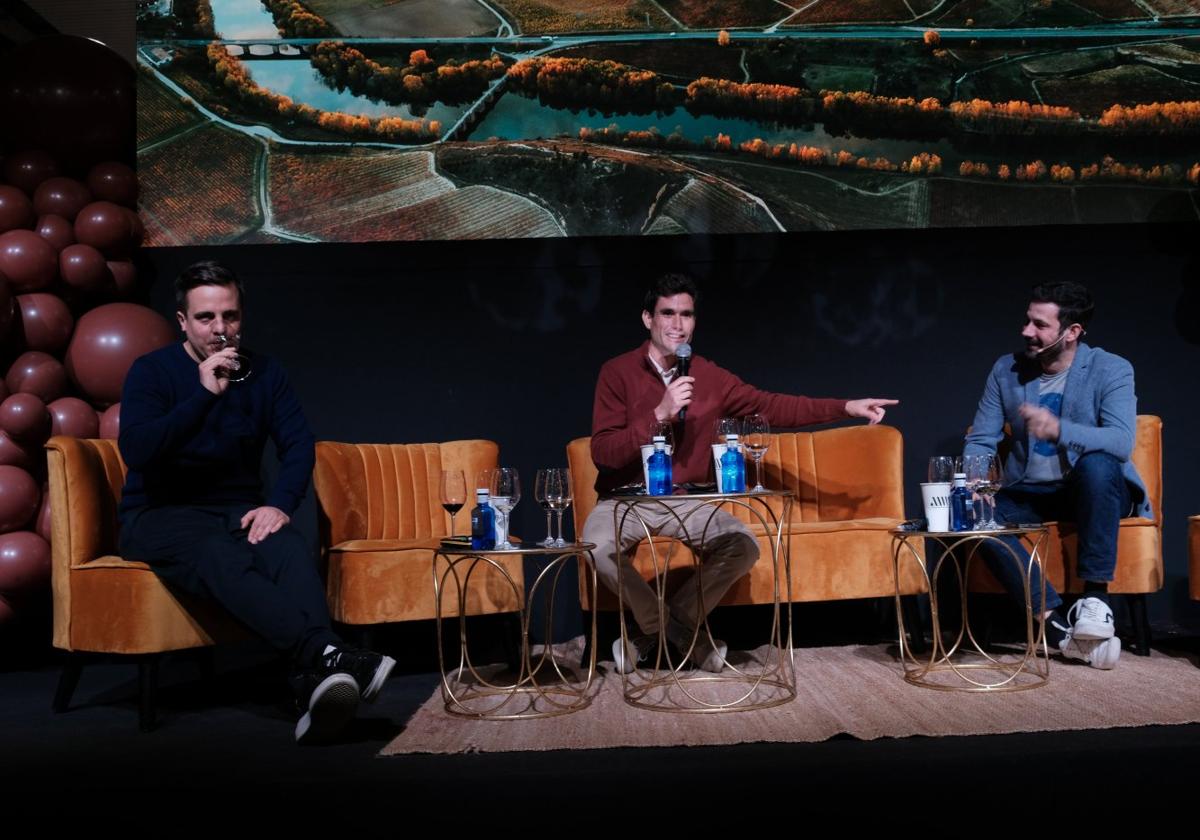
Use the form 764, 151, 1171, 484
610, 491, 795, 713
433, 542, 598, 719
891, 526, 1050, 692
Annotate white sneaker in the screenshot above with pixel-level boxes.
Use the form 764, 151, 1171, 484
1069, 596, 1115, 640
612, 635, 658, 674
1059, 629, 1121, 670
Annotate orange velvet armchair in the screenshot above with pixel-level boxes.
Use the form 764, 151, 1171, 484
313, 440, 523, 628
968, 414, 1163, 653
46, 436, 246, 730
567, 425, 925, 616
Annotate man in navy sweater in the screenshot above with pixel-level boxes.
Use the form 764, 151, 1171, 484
118, 261, 394, 743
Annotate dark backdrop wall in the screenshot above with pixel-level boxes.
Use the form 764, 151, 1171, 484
142, 222, 1200, 633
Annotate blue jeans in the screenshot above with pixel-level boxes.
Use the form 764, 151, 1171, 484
981, 453, 1136, 612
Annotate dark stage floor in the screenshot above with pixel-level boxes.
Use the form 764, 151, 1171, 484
5, 612, 1200, 828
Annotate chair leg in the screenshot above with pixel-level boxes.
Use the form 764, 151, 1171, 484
900, 596, 927, 655
138, 657, 159, 733
1127, 593, 1152, 656
53, 656, 84, 713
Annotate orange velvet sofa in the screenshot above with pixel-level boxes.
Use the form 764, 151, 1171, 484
567, 425, 925, 618
46, 436, 246, 730
967, 414, 1163, 653
313, 440, 523, 628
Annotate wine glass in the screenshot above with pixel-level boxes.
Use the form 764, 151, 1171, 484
549, 468, 573, 548
714, 417, 739, 445
742, 414, 770, 493
489, 468, 521, 549
439, 469, 466, 537
534, 469, 555, 547
962, 454, 1003, 530
215, 332, 252, 383
927, 456, 955, 484
648, 419, 674, 451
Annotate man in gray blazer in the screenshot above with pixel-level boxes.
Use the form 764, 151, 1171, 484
964, 281, 1149, 669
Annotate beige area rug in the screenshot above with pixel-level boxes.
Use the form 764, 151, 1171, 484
381, 641, 1200, 756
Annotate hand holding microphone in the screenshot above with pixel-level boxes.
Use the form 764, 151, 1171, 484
654, 343, 695, 422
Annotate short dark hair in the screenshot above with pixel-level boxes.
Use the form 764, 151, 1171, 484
175, 261, 244, 313
642, 273, 699, 314
1030, 281, 1094, 331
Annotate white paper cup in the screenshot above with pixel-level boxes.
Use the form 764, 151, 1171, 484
640, 443, 673, 488
920, 482, 952, 532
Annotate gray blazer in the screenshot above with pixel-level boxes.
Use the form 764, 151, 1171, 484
963, 343, 1151, 519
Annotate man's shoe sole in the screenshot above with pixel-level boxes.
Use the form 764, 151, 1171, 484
295, 673, 359, 744
360, 655, 397, 704
1071, 620, 1115, 641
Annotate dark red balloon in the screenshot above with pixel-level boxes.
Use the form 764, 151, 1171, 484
107, 259, 136, 297
66, 303, 176, 406
0, 230, 58, 292
59, 243, 112, 291
48, 397, 99, 439
0, 36, 135, 171
0, 394, 50, 446
35, 489, 51, 542
87, 162, 137, 207
32, 177, 92, 221
7, 351, 68, 403
0, 186, 34, 232
35, 214, 75, 252
0, 466, 39, 532
0, 432, 36, 471
74, 201, 132, 257
0, 531, 51, 595
16, 293, 74, 354
99, 402, 120, 440
2, 151, 59, 196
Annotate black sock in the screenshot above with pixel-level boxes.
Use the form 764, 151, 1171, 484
1082, 581, 1110, 606
1044, 610, 1069, 649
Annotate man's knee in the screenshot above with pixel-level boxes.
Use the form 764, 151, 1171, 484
1072, 452, 1123, 485
705, 530, 759, 576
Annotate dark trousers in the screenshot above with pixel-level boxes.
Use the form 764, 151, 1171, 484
120, 505, 339, 667
982, 452, 1136, 613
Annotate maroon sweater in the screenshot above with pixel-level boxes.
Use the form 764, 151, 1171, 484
591, 341, 848, 495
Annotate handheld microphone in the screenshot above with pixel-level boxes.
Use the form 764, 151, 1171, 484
675, 343, 692, 421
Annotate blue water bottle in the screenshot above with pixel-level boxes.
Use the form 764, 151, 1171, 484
950, 472, 975, 532
470, 488, 496, 550
647, 435, 672, 496
721, 434, 746, 493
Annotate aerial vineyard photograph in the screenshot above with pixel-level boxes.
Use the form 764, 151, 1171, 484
136, 0, 1200, 243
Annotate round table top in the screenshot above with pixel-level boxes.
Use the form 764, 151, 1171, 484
435, 541, 596, 556
609, 489, 793, 502
890, 524, 1049, 538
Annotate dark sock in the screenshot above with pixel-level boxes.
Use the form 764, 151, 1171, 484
1044, 610, 1069, 649
1082, 581, 1110, 606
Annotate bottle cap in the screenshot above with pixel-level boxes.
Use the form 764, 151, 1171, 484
652, 435, 666, 447
476, 488, 489, 500
726, 434, 739, 443
953, 472, 966, 480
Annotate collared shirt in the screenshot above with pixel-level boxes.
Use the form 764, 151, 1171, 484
648, 353, 676, 386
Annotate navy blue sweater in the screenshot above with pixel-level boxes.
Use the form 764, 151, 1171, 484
118, 343, 316, 518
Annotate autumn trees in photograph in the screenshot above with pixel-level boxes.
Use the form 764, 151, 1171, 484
311, 43, 507, 106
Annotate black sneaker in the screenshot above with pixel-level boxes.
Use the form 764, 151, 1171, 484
322, 647, 396, 703
292, 670, 360, 745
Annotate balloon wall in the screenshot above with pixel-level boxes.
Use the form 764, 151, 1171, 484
0, 35, 169, 626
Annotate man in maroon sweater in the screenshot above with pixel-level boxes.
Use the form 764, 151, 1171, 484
582, 274, 898, 673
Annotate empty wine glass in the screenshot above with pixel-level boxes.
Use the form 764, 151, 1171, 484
534, 469, 555, 547
714, 417, 739, 445
548, 468, 572, 548
928, 456, 955, 484
215, 332, 251, 383
742, 414, 770, 493
440, 469, 466, 537
962, 454, 1003, 530
489, 468, 521, 549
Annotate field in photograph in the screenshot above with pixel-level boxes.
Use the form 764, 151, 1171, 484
494, 0, 672, 32
306, 0, 503, 37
